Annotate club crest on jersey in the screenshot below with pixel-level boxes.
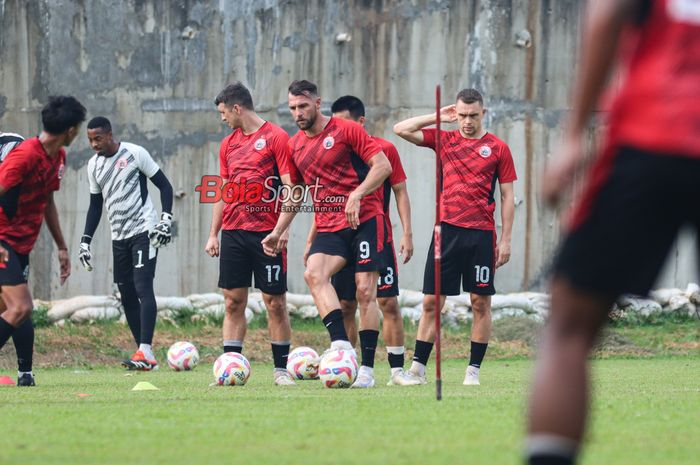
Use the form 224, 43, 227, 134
254, 138, 266, 151
116, 158, 129, 169
323, 136, 335, 150
478, 145, 492, 158
57, 164, 65, 180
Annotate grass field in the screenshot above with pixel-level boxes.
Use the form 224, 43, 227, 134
1, 356, 698, 465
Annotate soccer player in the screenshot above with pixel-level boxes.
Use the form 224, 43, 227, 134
79, 117, 173, 371
393, 88, 517, 385
0, 97, 85, 384
261, 80, 393, 388
204, 82, 297, 386
328, 95, 420, 386
526, 2, 699, 464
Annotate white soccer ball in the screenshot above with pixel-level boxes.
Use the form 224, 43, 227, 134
286, 346, 320, 380
167, 341, 199, 371
213, 352, 251, 386
318, 349, 358, 388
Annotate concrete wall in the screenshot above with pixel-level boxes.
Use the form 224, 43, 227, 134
0, 0, 696, 299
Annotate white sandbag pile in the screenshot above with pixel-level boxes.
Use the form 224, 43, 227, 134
32, 284, 699, 326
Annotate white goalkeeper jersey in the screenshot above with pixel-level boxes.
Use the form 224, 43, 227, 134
0, 132, 24, 161
87, 142, 160, 241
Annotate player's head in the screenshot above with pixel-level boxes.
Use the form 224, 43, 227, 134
215, 82, 255, 129
455, 88, 486, 138
288, 80, 321, 131
41, 96, 87, 146
331, 95, 365, 126
86, 116, 115, 156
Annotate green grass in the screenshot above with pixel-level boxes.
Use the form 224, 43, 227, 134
1, 358, 698, 465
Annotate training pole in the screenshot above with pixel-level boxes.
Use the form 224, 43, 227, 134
434, 85, 442, 401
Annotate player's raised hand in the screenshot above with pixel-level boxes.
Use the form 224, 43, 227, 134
149, 212, 173, 248
542, 134, 584, 207
205, 235, 220, 257
58, 248, 71, 285
78, 240, 93, 272
439, 104, 458, 123
345, 191, 361, 229
399, 232, 414, 264
261, 231, 281, 257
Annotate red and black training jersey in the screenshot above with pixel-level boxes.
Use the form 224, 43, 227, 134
419, 129, 517, 231
288, 117, 385, 232
0, 137, 65, 254
606, 0, 700, 158
374, 136, 407, 243
219, 121, 291, 232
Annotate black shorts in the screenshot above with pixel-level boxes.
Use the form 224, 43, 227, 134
0, 241, 29, 286
331, 241, 400, 301
553, 146, 700, 298
112, 232, 157, 284
219, 229, 287, 295
309, 216, 386, 273
422, 223, 496, 296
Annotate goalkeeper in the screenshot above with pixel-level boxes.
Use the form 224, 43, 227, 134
78, 117, 173, 370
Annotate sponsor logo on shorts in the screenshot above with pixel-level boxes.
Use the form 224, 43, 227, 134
254, 138, 266, 151
58, 164, 65, 180
323, 136, 335, 149
22, 265, 29, 281
478, 145, 492, 158
357, 258, 372, 265
476, 283, 489, 288
378, 284, 391, 290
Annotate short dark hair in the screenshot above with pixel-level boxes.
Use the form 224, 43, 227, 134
41, 96, 87, 134
331, 95, 365, 120
214, 82, 254, 110
87, 116, 112, 133
456, 88, 484, 106
288, 80, 318, 97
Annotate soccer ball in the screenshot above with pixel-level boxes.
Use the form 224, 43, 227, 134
318, 349, 358, 388
286, 346, 320, 380
213, 352, 251, 386
167, 341, 199, 371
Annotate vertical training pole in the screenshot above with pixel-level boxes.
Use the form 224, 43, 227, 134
434, 85, 442, 401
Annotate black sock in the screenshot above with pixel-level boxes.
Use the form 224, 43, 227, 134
358, 330, 379, 368
118, 283, 141, 345
412, 339, 434, 366
322, 309, 348, 342
224, 345, 242, 354
271, 342, 290, 369
469, 341, 488, 368
0, 316, 16, 348
388, 352, 404, 369
134, 276, 157, 345
12, 318, 34, 372
528, 454, 574, 465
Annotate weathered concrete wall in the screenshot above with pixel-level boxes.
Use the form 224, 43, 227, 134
0, 0, 696, 299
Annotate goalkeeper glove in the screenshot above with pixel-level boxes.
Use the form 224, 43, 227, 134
78, 237, 93, 271
149, 212, 173, 248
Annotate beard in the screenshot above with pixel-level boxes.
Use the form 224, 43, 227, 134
295, 111, 317, 130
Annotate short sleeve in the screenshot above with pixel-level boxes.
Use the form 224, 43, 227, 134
343, 120, 383, 163
497, 144, 518, 183
219, 137, 229, 180
418, 128, 437, 149
0, 149, 30, 191
49, 151, 65, 192
135, 146, 160, 178
384, 143, 407, 186
87, 157, 101, 194
270, 129, 292, 177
